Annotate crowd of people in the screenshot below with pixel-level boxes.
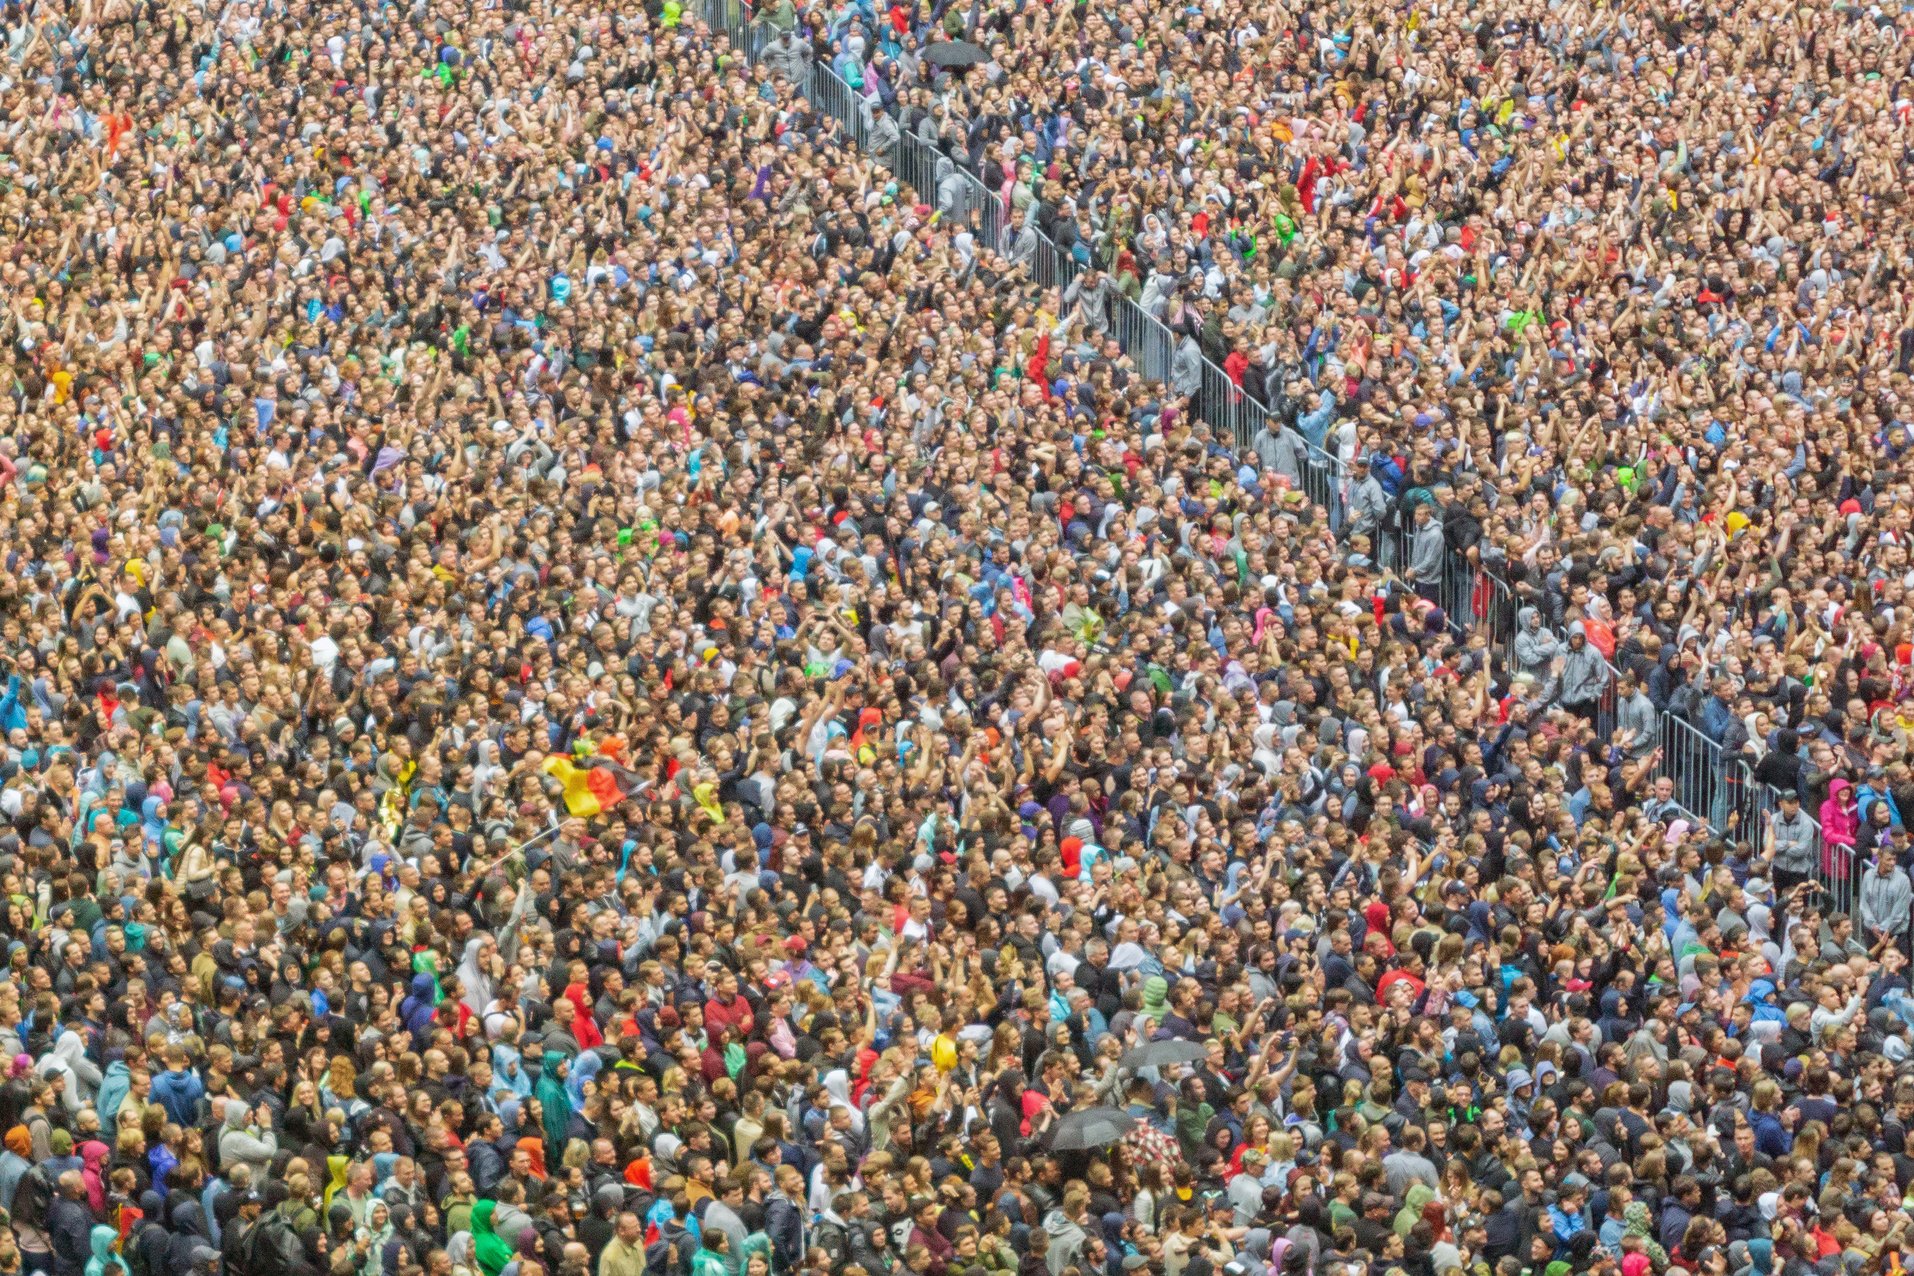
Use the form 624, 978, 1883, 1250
0, 1, 1911, 1276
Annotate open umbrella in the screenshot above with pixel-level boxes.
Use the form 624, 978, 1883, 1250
922, 40, 988, 68
1049, 1106, 1132, 1151
1119, 1038, 1208, 1071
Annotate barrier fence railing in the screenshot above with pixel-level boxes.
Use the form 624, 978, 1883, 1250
730, 0, 1386, 577
1660, 711, 1733, 834
1298, 438, 1345, 533
722, 0, 1299, 453
709, 0, 1869, 919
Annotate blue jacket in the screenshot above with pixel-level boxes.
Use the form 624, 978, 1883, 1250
1547, 1204, 1588, 1255
95, 1062, 130, 1130
0, 675, 24, 734
150, 1066, 205, 1127
1751, 1109, 1792, 1158
1857, 782, 1904, 830
1700, 692, 1739, 744
766, 1194, 806, 1274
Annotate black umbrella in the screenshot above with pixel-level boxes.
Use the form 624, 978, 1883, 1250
1119, 1038, 1208, 1071
923, 39, 988, 68
1049, 1106, 1131, 1151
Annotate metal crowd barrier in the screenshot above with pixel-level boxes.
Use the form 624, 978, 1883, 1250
1475, 569, 1518, 655
1651, 721, 1842, 915
1824, 838, 1857, 920
1660, 712, 1734, 834
703, 0, 1876, 921
719, 0, 1289, 454
1114, 299, 1174, 384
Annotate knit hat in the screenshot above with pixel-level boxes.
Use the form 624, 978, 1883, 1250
1141, 976, 1170, 1020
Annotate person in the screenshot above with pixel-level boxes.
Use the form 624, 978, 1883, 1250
1557, 622, 1612, 723
45, 1175, 91, 1276
1407, 503, 1445, 602
1864, 850, 1914, 955
1769, 793, 1821, 893
691, 1228, 731, 1276
219, 1192, 264, 1275
764, 1168, 808, 1275
599, 1212, 647, 1276
8, 0, 1914, 1274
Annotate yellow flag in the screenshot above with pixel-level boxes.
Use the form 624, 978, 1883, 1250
542, 756, 603, 817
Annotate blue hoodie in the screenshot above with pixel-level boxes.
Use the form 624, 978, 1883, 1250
150, 1064, 205, 1127
95, 1062, 130, 1130
399, 973, 438, 1042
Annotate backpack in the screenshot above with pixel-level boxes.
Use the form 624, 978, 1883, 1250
236, 1212, 315, 1276
812, 1218, 849, 1269
128, 1221, 171, 1276
646, 1227, 694, 1276
10, 1165, 51, 1232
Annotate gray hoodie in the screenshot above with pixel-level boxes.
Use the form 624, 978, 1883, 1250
1770, 806, 1818, 876
1042, 1210, 1088, 1276
1616, 686, 1659, 758
1511, 607, 1562, 679
217, 1101, 279, 1184
1861, 862, 1913, 938
1409, 516, 1445, 586
1252, 424, 1301, 487
1347, 469, 1388, 537
1064, 270, 1114, 339
1557, 621, 1610, 709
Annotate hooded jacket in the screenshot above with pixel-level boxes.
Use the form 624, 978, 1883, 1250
471, 1201, 513, 1276
1770, 804, 1818, 875
1511, 607, 1562, 679
1557, 622, 1610, 708
399, 973, 438, 1042
93, 1063, 130, 1131
83, 1225, 123, 1276
217, 1103, 279, 1184
1615, 686, 1659, 758
1041, 1210, 1087, 1276
1861, 857, 1913, 938
1822, 778, 1860, 849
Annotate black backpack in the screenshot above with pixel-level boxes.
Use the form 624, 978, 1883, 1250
9, 1165, 51, 1232
236, 1212, 316, 1276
